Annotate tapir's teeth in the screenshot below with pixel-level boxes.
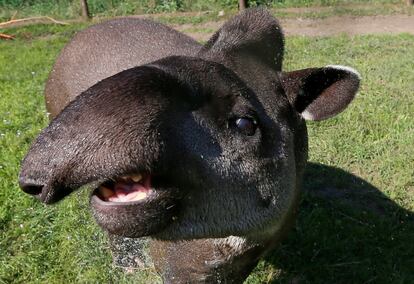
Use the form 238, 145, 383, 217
100, 186, 114, 198
132, 191, 148, 201
119, 174, 143, 183
120, 176, 130, 181
131, 174, 142, 182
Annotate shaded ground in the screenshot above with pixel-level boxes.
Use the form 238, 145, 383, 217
176, 14, 414, 41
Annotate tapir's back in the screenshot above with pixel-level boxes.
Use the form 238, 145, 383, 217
45, 18, 201, 118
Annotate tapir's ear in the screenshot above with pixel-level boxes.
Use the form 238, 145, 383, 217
281, 65, 361, 121
200, 8, 284, 70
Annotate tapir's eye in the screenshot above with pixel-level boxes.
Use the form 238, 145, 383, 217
234, 117, 258, 136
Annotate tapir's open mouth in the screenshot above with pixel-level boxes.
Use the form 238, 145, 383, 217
90, 172, 180, 238
96, 173, 153, 203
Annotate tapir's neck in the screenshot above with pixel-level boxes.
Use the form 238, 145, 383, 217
150, 237, 264, 283
149, 181, 302, 284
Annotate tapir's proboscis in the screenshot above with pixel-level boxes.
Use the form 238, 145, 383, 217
19, 8, 360, 283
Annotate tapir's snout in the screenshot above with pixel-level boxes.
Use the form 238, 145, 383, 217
19, 63, 189, 201
19, 169, 72, 204
19, 145, 68, 204
19, 179, 43, 197
18, 63, 200, 237
19, 152, 79, 204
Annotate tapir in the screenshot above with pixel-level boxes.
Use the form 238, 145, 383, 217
19, 8, 360, 283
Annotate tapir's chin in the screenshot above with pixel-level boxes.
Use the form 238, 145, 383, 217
90, 173, 180, 238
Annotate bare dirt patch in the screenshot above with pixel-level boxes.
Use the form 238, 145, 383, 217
1, 10, 413, 42
174, 14, 414, 41
281, 15, 414, 37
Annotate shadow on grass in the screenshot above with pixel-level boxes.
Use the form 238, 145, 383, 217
263, 163, 414, 283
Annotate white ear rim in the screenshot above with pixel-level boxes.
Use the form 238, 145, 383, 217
299, 65, 360, 121
325, 65, 361, 80
301, 109, 315, 121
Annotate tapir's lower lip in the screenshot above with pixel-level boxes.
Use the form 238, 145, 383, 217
90, 185, 180, 238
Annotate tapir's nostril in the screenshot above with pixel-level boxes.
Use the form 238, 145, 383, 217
19, 180, 44, 196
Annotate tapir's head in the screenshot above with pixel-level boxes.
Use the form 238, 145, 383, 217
19, 9, 360, 243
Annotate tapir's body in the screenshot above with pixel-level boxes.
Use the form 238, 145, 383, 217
46, 19, 201, 117
20, 8, 360, 283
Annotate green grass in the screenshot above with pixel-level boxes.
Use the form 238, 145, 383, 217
1, 23, 413, 283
